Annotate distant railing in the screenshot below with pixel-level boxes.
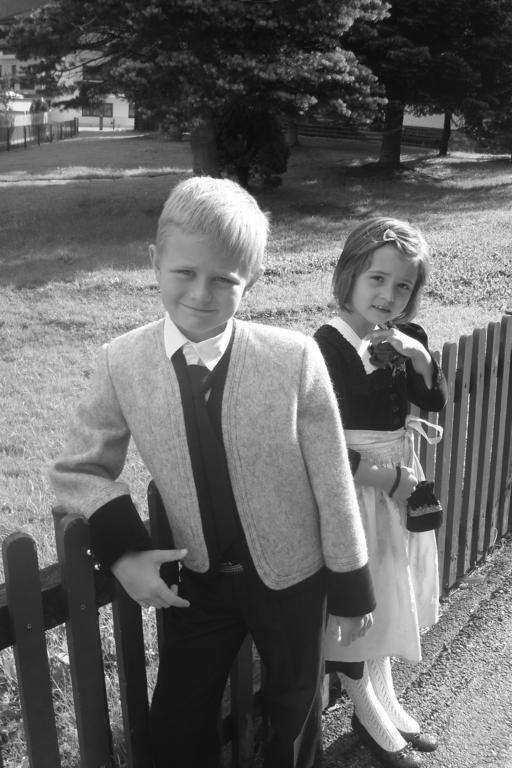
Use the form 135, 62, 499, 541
0, 315, 511, 767
0, 118, 79, 152
295, 119, 448, 149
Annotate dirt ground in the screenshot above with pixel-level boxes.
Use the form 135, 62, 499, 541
322, 535, 512, 768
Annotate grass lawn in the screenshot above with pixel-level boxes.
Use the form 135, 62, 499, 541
0, 130, 511, 765
1, 131, 511, 554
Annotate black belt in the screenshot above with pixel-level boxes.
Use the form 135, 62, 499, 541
219, 562, 244, 575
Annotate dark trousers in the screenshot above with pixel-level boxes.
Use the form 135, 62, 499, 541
149, 568, 325, 768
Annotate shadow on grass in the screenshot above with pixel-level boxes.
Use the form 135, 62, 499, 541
2, 138, 511, 289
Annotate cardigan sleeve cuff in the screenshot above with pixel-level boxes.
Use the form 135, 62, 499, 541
89, 494, 153, 572
326, 563, 376, 617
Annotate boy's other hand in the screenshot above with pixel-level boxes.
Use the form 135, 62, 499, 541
111, 549, 190, 609
336, 613, 373, 646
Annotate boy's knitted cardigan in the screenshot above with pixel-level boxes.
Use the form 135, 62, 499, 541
50, 318, 370, 598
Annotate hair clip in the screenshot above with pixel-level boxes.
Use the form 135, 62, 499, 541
382, 228, 398, 242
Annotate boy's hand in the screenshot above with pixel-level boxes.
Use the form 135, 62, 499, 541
336, 613, 373, 646
111, 549, 190, 609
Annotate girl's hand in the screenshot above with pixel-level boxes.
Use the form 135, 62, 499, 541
368, 326, 425, 363
388, 465, 418, 503
368, 327, 434, 387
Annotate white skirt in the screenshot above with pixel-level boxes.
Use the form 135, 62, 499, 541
325, 419, 440, 663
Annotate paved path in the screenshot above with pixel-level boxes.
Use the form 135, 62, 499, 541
321, 535, 512, 768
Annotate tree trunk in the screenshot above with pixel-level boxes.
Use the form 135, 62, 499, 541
439, 110, 452, 156
234, 164, 250, 189
190, 111, 219, 177
285, 121, 299, 148
379, 100, 404, 168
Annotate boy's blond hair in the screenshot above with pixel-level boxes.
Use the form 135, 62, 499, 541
156, 176, 269, 281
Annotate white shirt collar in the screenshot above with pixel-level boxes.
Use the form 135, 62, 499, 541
163, 313, 233, 371
326, 316, 378, 374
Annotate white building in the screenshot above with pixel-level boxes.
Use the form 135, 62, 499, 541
0, 47, 134, 130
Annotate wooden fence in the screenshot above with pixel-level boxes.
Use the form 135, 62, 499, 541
1, 314, 511, 768
295, 119, 447, 149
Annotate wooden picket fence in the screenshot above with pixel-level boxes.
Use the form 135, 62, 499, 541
0, 314, 511, 768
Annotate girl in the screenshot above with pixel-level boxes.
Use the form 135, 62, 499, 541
314, 218, 448, 768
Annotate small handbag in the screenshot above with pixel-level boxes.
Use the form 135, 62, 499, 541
368, 340, 407, 373
406, 481, 443, 532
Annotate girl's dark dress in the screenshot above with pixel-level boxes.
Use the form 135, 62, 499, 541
314, 318, 448, 663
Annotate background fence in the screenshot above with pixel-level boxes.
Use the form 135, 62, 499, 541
0, 118, 79, 152
295, 119, 447, 148
0, 314, 511, 768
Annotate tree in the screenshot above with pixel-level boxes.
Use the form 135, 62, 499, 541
460, 0, 512, 158
3, 0, 387, 183
343, 0, 495, 166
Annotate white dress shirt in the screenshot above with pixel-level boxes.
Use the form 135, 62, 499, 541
163, 313, 233, 370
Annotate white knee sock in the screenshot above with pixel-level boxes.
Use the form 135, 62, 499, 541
338, 667, 407, 752
367, 657, 420, 734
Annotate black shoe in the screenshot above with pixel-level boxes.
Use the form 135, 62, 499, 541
399, 729, 438, 752
352, 713, 422, 768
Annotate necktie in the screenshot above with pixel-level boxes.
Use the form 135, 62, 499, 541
187, 363, 211, 400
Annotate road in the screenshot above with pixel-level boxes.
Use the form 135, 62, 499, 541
321, 534, 512, 768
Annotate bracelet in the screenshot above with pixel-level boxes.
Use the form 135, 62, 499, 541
388, 466, 401, 498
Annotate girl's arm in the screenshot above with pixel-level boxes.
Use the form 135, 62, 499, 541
369, 325, 434, 388
369, 323, 448, 411
354, 460, 418, 503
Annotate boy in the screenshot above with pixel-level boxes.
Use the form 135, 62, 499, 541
50, 177, 375, 768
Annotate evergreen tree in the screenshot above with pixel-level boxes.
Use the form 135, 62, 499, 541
461, 0, 512, 158
3, 0, 387, 183
344, 0, 500, 166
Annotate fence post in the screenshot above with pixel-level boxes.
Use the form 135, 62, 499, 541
460, 328, 487, 574
434, 343, 457, 592
54, 512, 114, 767
445, 334, 473, 586
111, 580, 152, 768
474, 323, 501, 562
23, 125, 27, 149
496, 316, 512, 536
2, 533, 62, 768
229, 635, 256, 768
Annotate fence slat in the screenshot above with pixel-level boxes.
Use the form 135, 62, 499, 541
111, 582, 152, 768
434, 342, 457, 591
147, 481, 178, 656
498, 317, 512, 535
445, 335, 473, 586
474, 323, 501, 562
459, 328, 487, 574
55, 514, 114, 768
491, 316, 512, 538
229, 635, 256, 768
2, 533, 61, 768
